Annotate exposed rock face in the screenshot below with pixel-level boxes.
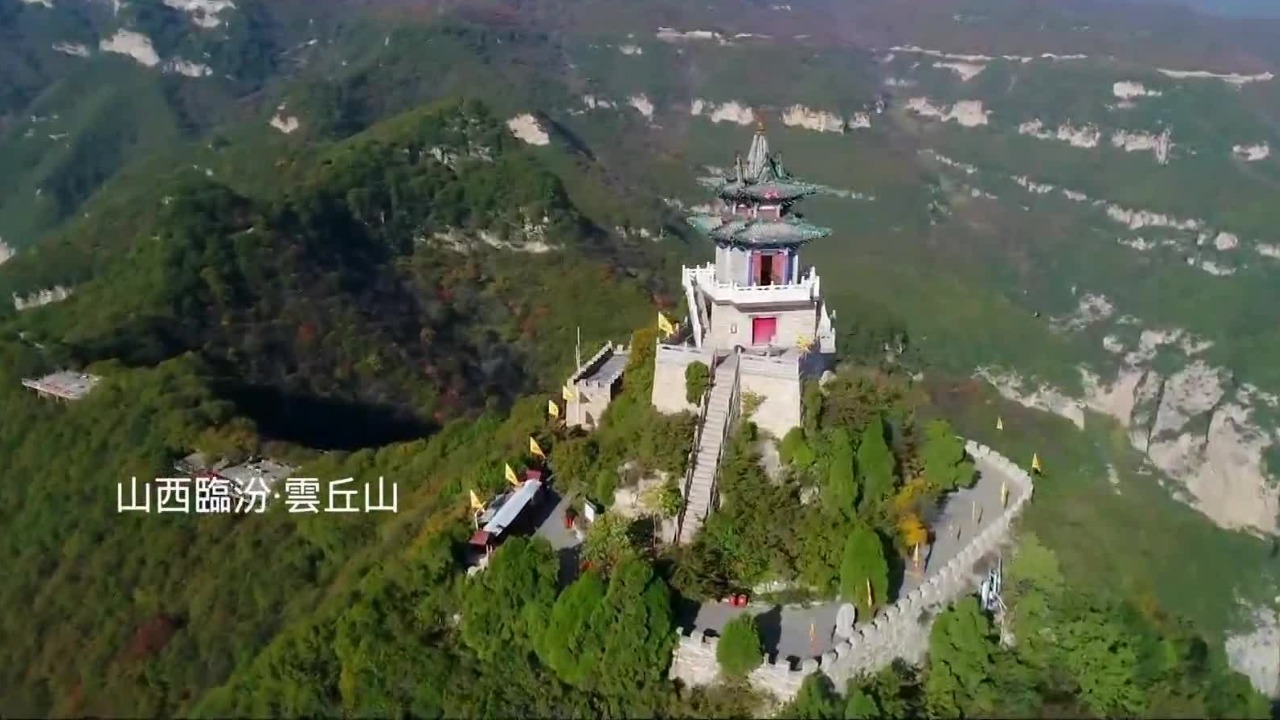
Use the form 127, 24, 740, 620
14, 286, 73, 310
1113, 81, 1162, 98
270, 108, 300, 134
165, 58, 212, 77
934, 61, 985, 80
163, 0, 236, 29
987, 324, 1280, 536
1233, 143, 1271, 161
506, 114, 550, 146
1158, 68, 1274, 85
100, 30, 161, 67
905, 98, 990, 127
690, 99, 755, 125
628, 94, 655, 120
977, 368, 1086, 429
1018, 119, 1101, 148
53, 42, 91, 57
781, 105, 843, 132
1226, 603, 1280, 698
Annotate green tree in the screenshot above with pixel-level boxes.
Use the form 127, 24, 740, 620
589, 558, 677, 696
583, 512, 637, 572
684, 361, 710, 405
784, 673, 843, 718
549, 436, 598, 493
779, 427, 816, 468
1057, 602, 1146, 717
857, 415, 896, 513
716, 613, 764, 678
537, 571, 608, 686
845, 688, 881, 719
671, 542, 734, 601
459, 537, 559, 661
920, 419, 975, 492
840, 525, 890, 615
924, 597, 999, 718
824, 428, 859, 518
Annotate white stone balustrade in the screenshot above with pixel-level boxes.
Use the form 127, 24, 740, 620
684, 263, 822, 306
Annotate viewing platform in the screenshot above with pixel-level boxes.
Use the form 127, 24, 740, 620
22, 371, 101, 401
684, 263, 821, 306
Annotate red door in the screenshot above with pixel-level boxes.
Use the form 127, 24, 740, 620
751, 316, 777, 345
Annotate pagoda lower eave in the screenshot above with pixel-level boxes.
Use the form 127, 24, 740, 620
687, 215, 831, 246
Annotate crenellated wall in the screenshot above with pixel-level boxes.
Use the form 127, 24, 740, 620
668, 441, 1036, 701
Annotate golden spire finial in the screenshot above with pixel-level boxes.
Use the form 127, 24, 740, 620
755, 118, 766, 135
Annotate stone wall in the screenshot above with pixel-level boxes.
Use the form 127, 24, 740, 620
653, 343, 713, 414
668, 441, 1036, 702
739, 370, 801, 439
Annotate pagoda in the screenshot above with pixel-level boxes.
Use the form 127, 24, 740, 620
651, 122, 836, 441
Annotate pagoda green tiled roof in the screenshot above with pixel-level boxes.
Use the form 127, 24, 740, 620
687, 214, 831, 246
717, 179, 821, 203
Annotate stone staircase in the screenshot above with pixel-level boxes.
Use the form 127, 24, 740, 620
676, 353, 740, 543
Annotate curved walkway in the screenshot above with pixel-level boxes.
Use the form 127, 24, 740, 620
686, 451, 1027, 660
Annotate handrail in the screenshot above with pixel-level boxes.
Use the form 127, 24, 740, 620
675, 378, 715, 541
674, 352, 743, 543
711, 353, 742, 511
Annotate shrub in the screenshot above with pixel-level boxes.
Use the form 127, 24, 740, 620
716, 613, 764, 678
685, 361, 710, 405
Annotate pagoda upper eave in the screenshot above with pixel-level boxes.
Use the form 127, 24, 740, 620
716, 180, 821, 204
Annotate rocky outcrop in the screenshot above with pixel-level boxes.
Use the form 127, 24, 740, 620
1226, 602, 1280, 698
905, 98, 990, 127
934, 61, 985, 81
983, 324, 1280, 536
270, 105, 300, 135
53, 42, 91, 57
163, 0, 237, 29
781, 105, 844, 133
1158, 68, 1274, 85
14, 286, 73, 310
628, 94, 655, 120
1017, 119, 1101, 148
1233, 143, 1271, 161
100, 30, 161, 67
506, 114, 550, 146
690, 99, 755, 125
1113, 81, 1162, 99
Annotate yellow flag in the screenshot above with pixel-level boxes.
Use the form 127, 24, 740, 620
547, 399, 560, 418
562, 385, 575, 402
657, 311, 675, 337
504, 463, 521, 487
469, 489, 484, 511
529, 436, 545, 458
996, 416, 1004, 431
866, 578, 874, 607
1031, 452, 1043, 474
1001, 481, 1009, 508
913, 542, 921, 569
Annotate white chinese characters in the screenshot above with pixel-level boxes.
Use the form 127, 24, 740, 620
116, 476, 399, 513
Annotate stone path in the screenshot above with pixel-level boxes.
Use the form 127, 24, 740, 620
689, 454, 1021, 659
534, 488, 584, 588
